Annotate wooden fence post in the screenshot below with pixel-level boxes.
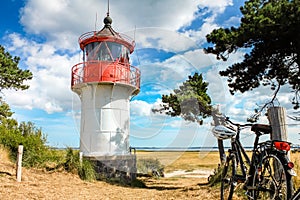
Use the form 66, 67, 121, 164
267, 106, 288, 141
16, 145, 23, 182
267, 106, 290, 179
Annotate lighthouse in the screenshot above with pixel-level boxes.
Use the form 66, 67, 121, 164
71, 11, 140, 179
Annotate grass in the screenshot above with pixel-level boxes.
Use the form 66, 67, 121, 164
0, 145, 10, 163
137, 150, 300, 189
291, 152, 300, 188
137, 151, 219, 173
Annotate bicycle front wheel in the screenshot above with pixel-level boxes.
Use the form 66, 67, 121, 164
221, 154, 236, 200
251, 154, 293, 200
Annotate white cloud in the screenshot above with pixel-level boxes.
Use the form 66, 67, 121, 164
3, 33, 79, 114
198, 0, 233, 13
133, 28, 198, 53
19, 0, 234, 51
130, 100, 153, 117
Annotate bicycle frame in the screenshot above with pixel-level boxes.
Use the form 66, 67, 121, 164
228, 124, 263, 183
229, 135, 249, 180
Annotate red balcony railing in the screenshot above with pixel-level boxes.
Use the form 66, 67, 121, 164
71, 60, 140, 90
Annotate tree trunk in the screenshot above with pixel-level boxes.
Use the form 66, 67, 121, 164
212, 107, 226, 164
217, 139, 226, 164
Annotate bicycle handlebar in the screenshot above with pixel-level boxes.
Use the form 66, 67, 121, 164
214, 114, 253, 129
225, 117, 253, 128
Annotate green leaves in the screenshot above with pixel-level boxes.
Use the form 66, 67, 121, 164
0, 97, 13, 119
0, 45, 33, 91
156, 73, 212, 125
204, 0, 300, 108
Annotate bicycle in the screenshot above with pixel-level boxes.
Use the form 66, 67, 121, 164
212, 116, 296, 200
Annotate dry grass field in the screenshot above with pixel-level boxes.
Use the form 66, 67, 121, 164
1, 147, 300, 200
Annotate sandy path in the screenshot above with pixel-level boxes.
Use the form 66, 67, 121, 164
164, 169, 213, 178
0, 161, 221, 200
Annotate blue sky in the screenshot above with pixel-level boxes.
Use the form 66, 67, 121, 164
1, 0, 299, 149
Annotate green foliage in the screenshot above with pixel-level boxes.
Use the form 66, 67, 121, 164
205, 0, 300, 107
153, 73, 213, 125
0, 100, 61, 167
0, 45, 32, 91
137, 158, 164, 177
208, 165, 223, 186
64, 147, 80, 173
0, 118, 54, 167
0, 100, 95, 180
63, 148, 96, 181
78, 158, 96, 181
0, 98, 13, 119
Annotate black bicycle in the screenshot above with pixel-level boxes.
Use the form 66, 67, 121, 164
213, 117, 296, 200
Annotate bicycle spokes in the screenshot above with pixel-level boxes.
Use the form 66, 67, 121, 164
250, 155, 291, 200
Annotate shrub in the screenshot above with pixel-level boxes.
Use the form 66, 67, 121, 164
0, 101, 96, 181
137, 158, 164, 177
63, 148, 96, 181
64, 147, 80, 174
78, 158, 96, 181
208, 164, 223, 186
0, 120, 57, 167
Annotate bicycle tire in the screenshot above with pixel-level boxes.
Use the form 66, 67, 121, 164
250, 154, 293, 200
291, 188, 300, 200
221, 154, 236, 200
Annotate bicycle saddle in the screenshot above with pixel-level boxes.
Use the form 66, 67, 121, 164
251, 124, 272, 134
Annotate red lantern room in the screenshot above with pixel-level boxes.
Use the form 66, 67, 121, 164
71, 13, 140, 94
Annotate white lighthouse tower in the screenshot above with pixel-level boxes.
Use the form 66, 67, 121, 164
71, 11, 140, 179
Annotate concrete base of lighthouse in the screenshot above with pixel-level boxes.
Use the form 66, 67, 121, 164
86, 153, 137, 182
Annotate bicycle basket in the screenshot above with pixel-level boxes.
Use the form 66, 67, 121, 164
212, 125, 236, 140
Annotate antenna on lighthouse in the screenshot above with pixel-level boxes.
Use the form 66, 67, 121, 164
107, 0, 110, 16
95, 12, 98, 31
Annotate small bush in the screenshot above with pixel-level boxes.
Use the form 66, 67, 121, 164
208, 164, 223, 186
0, 120, 59, 167
137, 158, 164, 177
0, 102, 96, 181
78, 158, 96, 181
63, 148, 96, 181
64, 147, 80, 174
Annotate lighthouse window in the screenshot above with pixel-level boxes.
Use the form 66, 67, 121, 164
85, 42, 101, 61
108, 42, 122, 60
120, 46, 130, 63
84, 42, 130, 62
99, 43, 112, 61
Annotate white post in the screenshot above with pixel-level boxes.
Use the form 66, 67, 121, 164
79, 152, 83, 165
16, 145, 23, 182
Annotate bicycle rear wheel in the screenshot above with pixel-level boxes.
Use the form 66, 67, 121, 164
221, 154, 236, 200
251, 154, 293, 200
